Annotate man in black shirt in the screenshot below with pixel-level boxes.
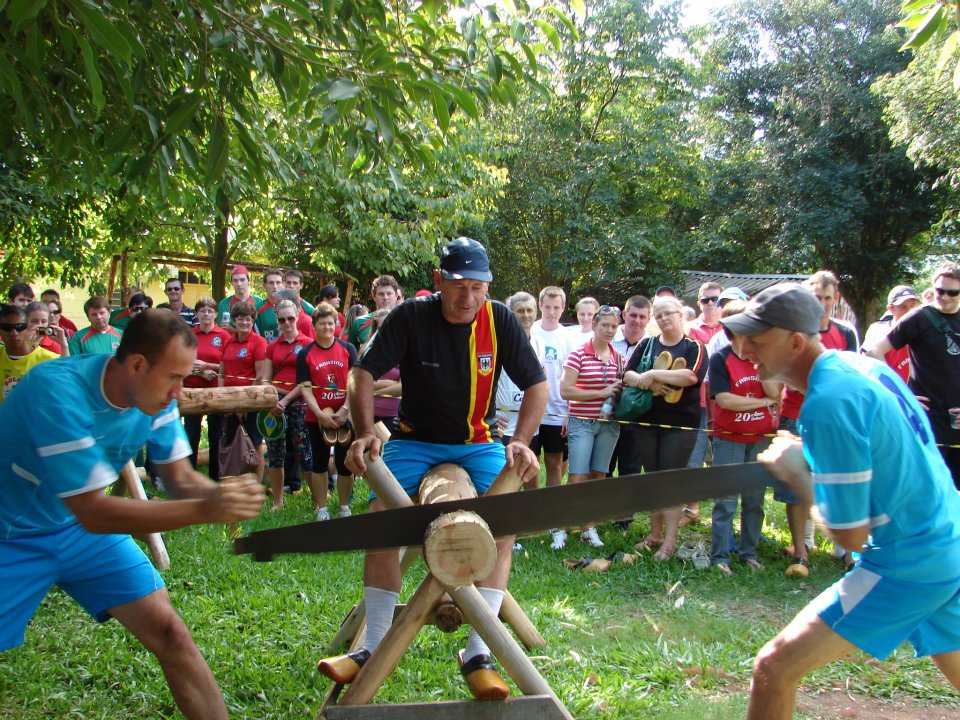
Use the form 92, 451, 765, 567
869, 262, 960, 486
320, 238, 547, 698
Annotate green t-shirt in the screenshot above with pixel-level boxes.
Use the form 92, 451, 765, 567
255, 298, 279, 343
68, 326, 123, 355
347, 313, 376, 348
217, 294, 263, 328
109, 307, 133, 331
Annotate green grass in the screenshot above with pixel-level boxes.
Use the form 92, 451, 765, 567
2, 483, 958, 719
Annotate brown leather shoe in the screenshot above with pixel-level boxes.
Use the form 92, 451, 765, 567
317, 649, 370, 684
458, 651, 509, 701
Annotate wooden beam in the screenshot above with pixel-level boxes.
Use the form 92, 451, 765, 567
324, 695, 570, 719
119, 461, 169, 570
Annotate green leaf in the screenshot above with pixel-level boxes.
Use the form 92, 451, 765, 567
535, 19, 561, 52
953, 55, 960, 90
389, 165, 403, 190
446, 84, 479, 121
164, 92, 203, 138
937, 29, 958, 72
899, 5, 944, 51
431, 89, 450, 133
204, 116, 230, 185
8, 0, 47, 33
371, 101, 394, 145
487, 51, 503, 83
67, 0, 132, 64
901, 0, 938, 13
76, 36, 104, 114
569, 0, 585, 17
329, 79, 361, 101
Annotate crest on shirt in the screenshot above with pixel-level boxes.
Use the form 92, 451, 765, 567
477, 352, 493, 375
238, 347, 249, 358
212, 337, 223, 347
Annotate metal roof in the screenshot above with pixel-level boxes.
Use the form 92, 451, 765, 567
680, 270, 811, 299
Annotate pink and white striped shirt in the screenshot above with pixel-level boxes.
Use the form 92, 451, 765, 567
563, 341, 623, 420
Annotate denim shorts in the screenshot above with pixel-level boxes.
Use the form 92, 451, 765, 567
379, 440, 507, 498
567, 416, 620, 475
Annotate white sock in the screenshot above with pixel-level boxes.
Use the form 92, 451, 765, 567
804, 518, 815, 548
463, 588, 505, 661
361, 586, 400, 654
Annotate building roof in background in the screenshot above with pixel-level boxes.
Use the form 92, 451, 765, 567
680, 270, 811, 299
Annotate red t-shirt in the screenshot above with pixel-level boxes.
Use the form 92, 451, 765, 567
221, 333, 267, 387
265, 333, 312, 395
295, 339, 357, 422
297, 309, 315, 340
186, 326, 231, 388
562, 341, 624, 420
38, 335, 62, 354
709, 347, 777, 443
59, 316, 78, 336
687, 319, 723, 410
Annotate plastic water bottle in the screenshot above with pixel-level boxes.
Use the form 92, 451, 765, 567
600, 397, 615, 421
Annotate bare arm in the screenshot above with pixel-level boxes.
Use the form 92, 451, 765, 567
64, 467, 263, 534
714, 392, 775, 412
346, 367, 380, 474
560, 367, 622, 402
865, 337, 893, 360
504, 380, 547, 483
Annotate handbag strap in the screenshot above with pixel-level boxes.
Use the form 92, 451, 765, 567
637, 336, 657, 372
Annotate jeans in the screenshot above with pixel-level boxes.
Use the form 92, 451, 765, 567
686, 408, 711, 468
183, 412, 223, 480
567, 417, 620, 475
709, 437, 769, 565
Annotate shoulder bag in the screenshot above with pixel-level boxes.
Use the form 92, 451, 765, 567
615, 338, 657, 421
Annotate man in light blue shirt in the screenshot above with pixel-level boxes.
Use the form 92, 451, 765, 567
0, 310, 264, 720
721, 284, 960, 720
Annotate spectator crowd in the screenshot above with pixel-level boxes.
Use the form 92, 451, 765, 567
2, 256, 959, 581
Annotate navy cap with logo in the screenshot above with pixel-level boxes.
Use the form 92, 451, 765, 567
887, 285, 919, 307
720, 283, 824, 336
440, 237, 493, 283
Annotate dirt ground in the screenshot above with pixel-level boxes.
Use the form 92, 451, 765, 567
796, 688, 960, 720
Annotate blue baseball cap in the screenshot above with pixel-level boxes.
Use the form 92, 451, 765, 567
718, 286, 749, 307
440, 237, 493, 283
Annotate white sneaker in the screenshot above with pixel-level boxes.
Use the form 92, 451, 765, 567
340, 505, 352, 518
316, 508, 330, 521
581, 527, 604, 548
550, 529, 568, 550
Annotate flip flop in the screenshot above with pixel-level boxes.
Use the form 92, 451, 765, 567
663, 357, 687, 403
563, 556, 612, 573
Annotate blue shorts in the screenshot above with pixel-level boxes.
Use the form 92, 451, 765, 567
811, 565, 960, 659
379, 440, 507, 499
0, 524, 164, 651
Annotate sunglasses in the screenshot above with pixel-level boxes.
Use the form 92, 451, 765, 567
165, 287, 182, 292
49, 309, 61, 315
699, 296, 720, 305
0, 322, 27, 332
598, 305, 621, 317
935, 287, 960, 298
278, 316, 298, 324
130, 305, 148, 312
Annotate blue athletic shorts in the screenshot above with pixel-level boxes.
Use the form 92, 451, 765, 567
811, 565, 960, 659
0, 524, 164, 651
378, 440, 507, 499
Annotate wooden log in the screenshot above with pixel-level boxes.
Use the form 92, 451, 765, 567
419, 463, 477, 504
340, 574, 447, 706
484, 464, 523, 497
445, 583, 573, 720
374, 421, 392, 445
325, 604, 367, 655
363, 455, 414, 510
119, 461, 170, 570
499, 591, 545, 650
179, 385, 279, 415
423, 510, 497, 586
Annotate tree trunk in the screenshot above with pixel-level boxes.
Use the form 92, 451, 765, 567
209, 190, 232, 302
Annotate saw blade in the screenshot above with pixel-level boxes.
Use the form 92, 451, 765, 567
234, 462, 773, 561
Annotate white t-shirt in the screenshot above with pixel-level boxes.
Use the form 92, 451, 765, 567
496, 335, 545, 438
531, 321, 572, 427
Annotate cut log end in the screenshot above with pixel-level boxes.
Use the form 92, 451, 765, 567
423, 510, 497, 586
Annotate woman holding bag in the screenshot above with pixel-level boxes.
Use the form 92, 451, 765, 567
558, 305, 625, 549
219, 301, 267, 482
262, 300, 314, 510
622, 296, 705, 561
